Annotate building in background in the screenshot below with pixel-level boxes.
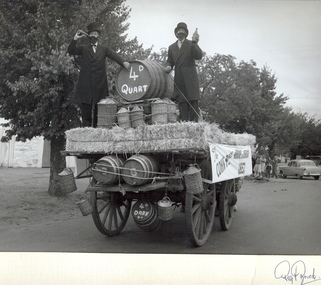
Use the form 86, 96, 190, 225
0, 118, 80, 174
0, 121, 50, 168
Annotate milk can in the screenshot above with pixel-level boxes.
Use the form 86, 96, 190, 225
76, 197, 93, 216
58, 168, 77, 194
157, 196, 173, 221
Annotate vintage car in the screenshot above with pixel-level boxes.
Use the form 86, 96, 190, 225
306, 155, 321, 166
279, 159, 320, 180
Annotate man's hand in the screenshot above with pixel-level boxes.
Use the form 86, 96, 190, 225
192, 34, 199, 43
123, 62, 131, 71
192, 29, 199, 43
165, 66, 172, 73
74, 30, 87, 41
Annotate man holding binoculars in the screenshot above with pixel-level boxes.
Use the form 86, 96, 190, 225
68, 23, 130, 127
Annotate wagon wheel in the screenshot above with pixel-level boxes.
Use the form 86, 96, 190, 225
90, 191, 131, 236
219, 179, 237, 231
185, 160, 216, 247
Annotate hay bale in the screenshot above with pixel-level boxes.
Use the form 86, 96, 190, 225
65, 121, 256, 153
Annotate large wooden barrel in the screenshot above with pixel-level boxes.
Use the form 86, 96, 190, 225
121, 154, 158, 186
92, 155, 124, 184
116, 60, 174, 102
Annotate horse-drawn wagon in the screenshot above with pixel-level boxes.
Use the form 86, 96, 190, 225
62, 60, 255, 246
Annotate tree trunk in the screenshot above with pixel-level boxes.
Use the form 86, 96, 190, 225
48, 135, 67, 196
268, 139, 277, 158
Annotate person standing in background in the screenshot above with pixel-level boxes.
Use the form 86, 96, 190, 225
271, 155, 279, 178
266, 160, 272, 178
260, 155, 267, 178
253, 155, 262, 178
165, 22, 203, 122
68, 23, 130, 127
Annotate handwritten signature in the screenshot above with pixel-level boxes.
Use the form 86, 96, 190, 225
274, 260, 321, 285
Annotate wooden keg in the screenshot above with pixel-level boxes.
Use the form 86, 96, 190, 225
121, 154, 158, 186
116, 60, 174, 102
131, 200, 161, 231
92, 155, 124, 184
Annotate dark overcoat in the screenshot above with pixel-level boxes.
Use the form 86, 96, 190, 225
68, 40, 125, 105
166, 39, 203, 102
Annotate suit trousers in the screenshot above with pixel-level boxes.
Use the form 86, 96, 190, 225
179, 100, 200, 122
81, 103, 98, 127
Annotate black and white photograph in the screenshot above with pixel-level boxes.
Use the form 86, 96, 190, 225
1, 0, 321, 284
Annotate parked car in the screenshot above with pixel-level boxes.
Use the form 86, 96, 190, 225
305, 156, 321, 166
279, 159, 320, 180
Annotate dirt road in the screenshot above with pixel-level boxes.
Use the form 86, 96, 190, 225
1, 167, 321, 285
1, 167, 321, 254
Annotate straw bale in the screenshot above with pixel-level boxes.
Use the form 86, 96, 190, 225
110, 126, 126, 141
66, 127, 117, 143
65, 121, 256, 154
134, 125, 146, 140
163, 123, 179, 139
112, 142, 126, 153
124, 128, 137, 141
125, 140, 141, 152
145, 124, 164, 140
66, 141, 112, 153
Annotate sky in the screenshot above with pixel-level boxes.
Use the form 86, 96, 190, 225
124, 0, 321, 121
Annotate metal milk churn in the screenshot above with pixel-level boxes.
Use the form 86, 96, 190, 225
157, 196, 173, 221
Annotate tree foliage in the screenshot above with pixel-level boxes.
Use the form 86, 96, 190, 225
198, 53, 320, 157
0, 0, 152, 195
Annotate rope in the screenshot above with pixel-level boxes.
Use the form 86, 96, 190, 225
96, 163, 172, 176
93, 162, 176, 181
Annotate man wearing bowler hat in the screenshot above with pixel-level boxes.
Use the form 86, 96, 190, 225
68, 23, 131, 127
165, 22, 203, 122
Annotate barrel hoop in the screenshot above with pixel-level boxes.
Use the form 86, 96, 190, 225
92, 156, 124, 184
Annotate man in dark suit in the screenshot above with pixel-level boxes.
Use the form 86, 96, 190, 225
165, 22, 203, 122
68, 23, 130, 127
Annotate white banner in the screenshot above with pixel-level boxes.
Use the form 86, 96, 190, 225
209, 144, 252, 183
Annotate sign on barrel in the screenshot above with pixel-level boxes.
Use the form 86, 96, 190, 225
116, 60, 174, 102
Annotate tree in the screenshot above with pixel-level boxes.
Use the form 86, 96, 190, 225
0, 0, 152, 196
198, 55, 297, 156
289, 113, 321, 158
199, 55, 261, 132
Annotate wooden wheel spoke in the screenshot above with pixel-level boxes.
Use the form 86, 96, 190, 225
225, 206, 230, 219
224, 191, 229, 200
191, 201, 201, 214
192, 207, 202, 233
116, 206, 125, 221
207, 189, 214, 197
193, 195, 202, 203
204, 209, 211, 223
198, 212, 205, 239
98, 200, 111, 214
102, 203, 112, 225
202, 213, 208, 235
121, 201, 130, 208
107, 206, 115, 229
97, 194, 110, 200
113, 207, 119, 229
